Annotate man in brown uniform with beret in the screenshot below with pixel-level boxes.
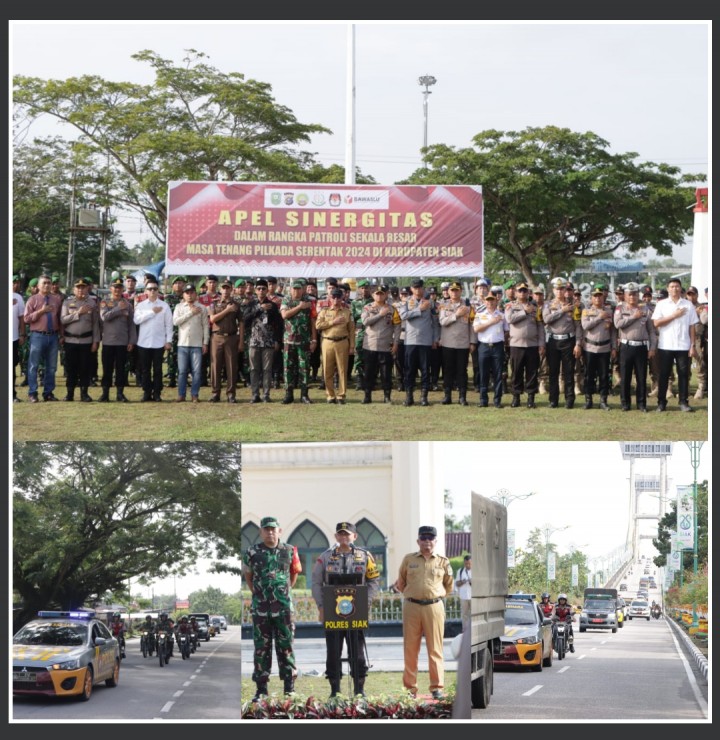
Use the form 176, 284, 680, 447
396, 525, 454, 700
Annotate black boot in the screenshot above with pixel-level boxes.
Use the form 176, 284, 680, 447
263, 392, 271, 403
420, 390, 429, 407
510, 394, 520, 408
300, 388, 312, 404
362, 390, 372, 404
283, 677, 295, 695
63, 386, 75, 402
253, 681, 268, 701
384, 390, 392, 404
80, 387, 93, 402
458, 391, 468, 406
403, 390, 414, 407
527, 393, 536, 409
98, 387, 110, 402
282, 388, 294, 404
355, 677, 366, 697
116, 388, 129, 403
600, 396, 610, 410
584, 394, 593, 410
329, 679, 341, 698
441, 389, 452, 405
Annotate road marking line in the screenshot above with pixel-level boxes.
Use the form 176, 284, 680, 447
160, 701, 174, 712
183, 681, 192, 687
577, 654, 587, 659
173, 690, 183, 698
523, 685, 543, 696
558, 666, 570, 673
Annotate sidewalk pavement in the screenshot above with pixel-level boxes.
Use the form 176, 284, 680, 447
241, 636, 458, 677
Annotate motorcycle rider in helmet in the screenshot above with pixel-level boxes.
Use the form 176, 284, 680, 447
109, 612, 127, 658
141, 613, 156, 653
539, 592, 554, 617
553, 593, 575, 653
176, 615, 192, 653
156, 612, 175, 657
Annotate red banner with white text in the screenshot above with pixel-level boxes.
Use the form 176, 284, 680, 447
165, 182, 483, 277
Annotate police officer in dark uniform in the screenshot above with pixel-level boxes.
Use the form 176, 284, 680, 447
311, 522, 380, 697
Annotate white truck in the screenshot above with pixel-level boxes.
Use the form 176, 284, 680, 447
471, 491, 508, 709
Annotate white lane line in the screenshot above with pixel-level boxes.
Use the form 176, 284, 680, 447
173, 690, 184, 698
558, 666, 571, 673
577, 654, 587, 659
523, 685, 543, 696
183, 681, 192, 687
160, 701, 175, 712
667, 622, 709, 718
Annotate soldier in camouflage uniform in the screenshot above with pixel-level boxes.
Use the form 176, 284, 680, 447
163, 277, 186, 388
311, 521, 380, 697
242, 516, 302, 699
280, 280, 317, 404
350, 280, 373, 390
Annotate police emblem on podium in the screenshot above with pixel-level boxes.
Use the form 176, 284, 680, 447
322, 584, 369, 631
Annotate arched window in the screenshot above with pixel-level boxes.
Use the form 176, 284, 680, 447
356, 518, 388, 589
286, 519, 330, 582
241, 521, 261, 553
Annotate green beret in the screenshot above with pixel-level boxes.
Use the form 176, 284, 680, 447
28, 278, 39, 287
502, 279, 516, 290
234, 278, 246, 288
357, 279, 369, 287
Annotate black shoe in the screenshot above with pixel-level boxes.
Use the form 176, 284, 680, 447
679, 403, 694, 412
227, 396, 236, 404
80, 389, 93, 402
403, 391, 414, 407
527, 394, 536, 408
63, 392, 75, 402
549, 401, 558, 408
250, 395, 261, 404
98, 390, 110, 402
283, 678, 295, 695
655, 404, 667, 412
327, 397, 337, 404
510, 395, 520, 408
621, 404, 631, 411
420, 393, 429, 407
441, 393, 452, 405
141, 394, 152, 403
362, 392, 372, 404
599, 399, 610, 410
253, 684, 268, 702
168, 380, 177, 388
384, 392, 392, 404
431, 690, 443, 700
282, 390, 294, 404
263, 394, 271, 403
300, 394, 312, 404
338, 398, 346, 405
458, 394, 468, 406
28, 393, 39, 403
565, 399, 575, 409
478, 399, 488, 408
493, 401, 502, 408
638, 405, 648, 413
208, 395, 220, 403
584, 396, 593, 410
43, 393, 60, 402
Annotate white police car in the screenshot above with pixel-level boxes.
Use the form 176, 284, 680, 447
13, 609, 121, 701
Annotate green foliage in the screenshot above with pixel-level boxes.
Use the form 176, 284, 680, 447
13, 442, 242, 625
653, 480, 708, 569
404, 126, 704, 282
14, 49, 336, 244
294, 574, 307, 590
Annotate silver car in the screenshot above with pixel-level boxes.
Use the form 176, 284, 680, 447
627, 599, 651, 620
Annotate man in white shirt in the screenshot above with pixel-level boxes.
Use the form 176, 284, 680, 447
133, 277, 173, 402
652, 278, 699, 412
473, 293, 509, 407
455, 555, 472, 630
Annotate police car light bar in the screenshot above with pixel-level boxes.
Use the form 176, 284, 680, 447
37, 610, 96, 619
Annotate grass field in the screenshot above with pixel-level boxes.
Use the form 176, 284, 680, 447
13, 373, 708, 442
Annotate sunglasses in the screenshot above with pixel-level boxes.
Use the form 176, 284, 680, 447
419, 535, 436, 541
146, 287, 158, 291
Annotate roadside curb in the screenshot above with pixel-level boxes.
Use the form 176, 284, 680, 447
666, 616, 708, 681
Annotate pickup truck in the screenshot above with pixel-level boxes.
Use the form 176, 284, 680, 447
471, 491, 508, 709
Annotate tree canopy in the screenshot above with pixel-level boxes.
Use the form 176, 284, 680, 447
13, 49, 340, 245
406, 126, 704, 283
13, 442, 242, 625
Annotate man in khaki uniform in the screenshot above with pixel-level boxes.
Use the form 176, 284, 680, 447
505, 282, 545, 408
315, 288, 355, 404
580, 287, 617, 410
395, 525, 454, 700
207, 280, 241, 403
60, 277, 101, 402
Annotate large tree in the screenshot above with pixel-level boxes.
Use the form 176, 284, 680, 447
13, 442, 242, 625
13, 49, 337, 244
406, 126, 704, 283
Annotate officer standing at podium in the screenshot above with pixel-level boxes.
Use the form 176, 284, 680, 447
311, 521, 380, 698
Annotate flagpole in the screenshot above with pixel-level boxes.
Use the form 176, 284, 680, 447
345, 23, 356, 185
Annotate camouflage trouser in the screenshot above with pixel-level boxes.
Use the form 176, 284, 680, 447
166, 334, 179, 383
692, 332, 707, 389
20, 335, 31, 376
352, 331, 366, 379
283, 343, 310, 390
252, 612, 296, 682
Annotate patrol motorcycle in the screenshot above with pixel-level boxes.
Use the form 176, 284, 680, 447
652, 605, 662, 620
177, 632, 192, 660
156, 629, 172, 667
554, 620, 568, 660
140, 628, 156, 657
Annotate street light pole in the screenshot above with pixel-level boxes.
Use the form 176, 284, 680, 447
418, 75, 437, 167
543, 524, 570, 593
685, 441, 704, 628
491, 489, 537, 508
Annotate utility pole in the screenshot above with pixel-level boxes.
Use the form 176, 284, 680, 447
418, 75, 437, 167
